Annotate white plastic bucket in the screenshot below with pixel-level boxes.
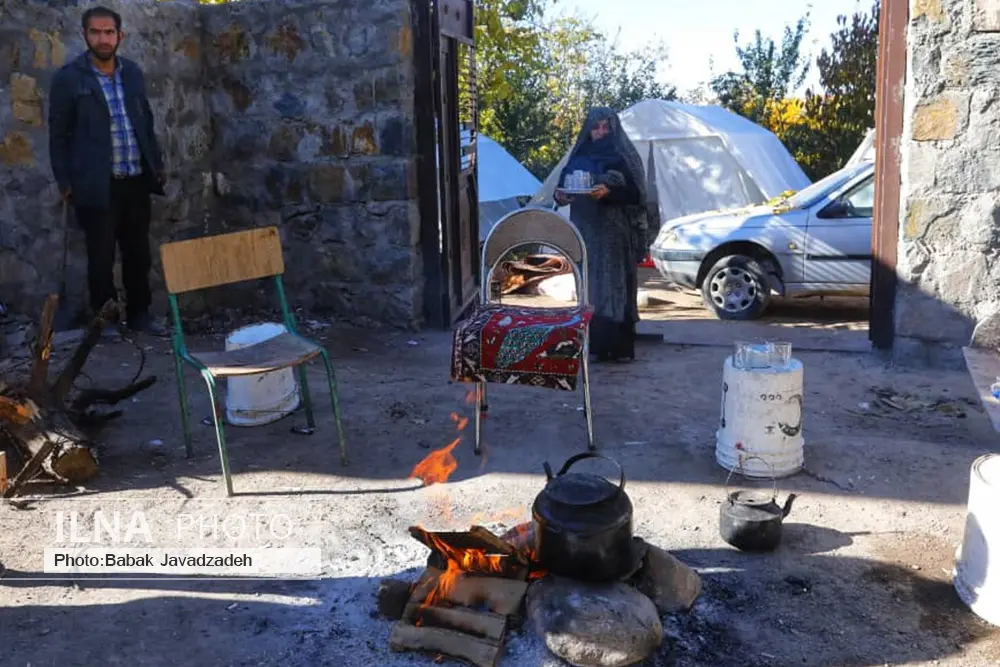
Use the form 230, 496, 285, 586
953, 454, 1000, 626
715, 356, 805, 478
224, 322, 301, 427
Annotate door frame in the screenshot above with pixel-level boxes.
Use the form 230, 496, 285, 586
412, 0, 480, 329
869, 0, 907, 349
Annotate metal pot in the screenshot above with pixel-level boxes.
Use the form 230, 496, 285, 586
531, 452, 637, 582
719, 456, 797, 552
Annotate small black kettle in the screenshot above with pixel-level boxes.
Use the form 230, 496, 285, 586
719, 457, 797, 552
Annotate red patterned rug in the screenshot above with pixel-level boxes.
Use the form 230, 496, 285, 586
451, 303, 594, 391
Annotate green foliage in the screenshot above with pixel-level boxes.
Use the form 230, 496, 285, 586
709, 16, 811, 125
790, 1, 880, 179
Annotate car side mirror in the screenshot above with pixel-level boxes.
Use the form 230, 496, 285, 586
819, 200, 850, 219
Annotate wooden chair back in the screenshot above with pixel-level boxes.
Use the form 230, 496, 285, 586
160, 227, 285, 295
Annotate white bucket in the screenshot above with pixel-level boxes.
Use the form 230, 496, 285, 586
715, 356, 805, 478
224, 322, 301, 427
953, 454, 1000, 626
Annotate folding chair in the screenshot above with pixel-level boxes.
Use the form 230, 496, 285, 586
159, 226, 347, 496
450, 207, 596, 454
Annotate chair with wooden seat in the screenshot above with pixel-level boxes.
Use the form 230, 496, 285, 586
451, 207, 596, 454
159, 226, 347, 495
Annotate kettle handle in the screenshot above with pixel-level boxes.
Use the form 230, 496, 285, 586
724, 455, 777, 501
554, 452, 626, 493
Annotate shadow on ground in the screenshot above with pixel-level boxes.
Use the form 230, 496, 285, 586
1, 541, 996, 667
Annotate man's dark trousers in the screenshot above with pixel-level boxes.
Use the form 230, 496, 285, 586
76, 175, 152, 321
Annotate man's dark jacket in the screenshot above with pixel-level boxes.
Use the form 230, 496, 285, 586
48, 53, 165, 210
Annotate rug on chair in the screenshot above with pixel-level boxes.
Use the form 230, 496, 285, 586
451, 303, 594, 391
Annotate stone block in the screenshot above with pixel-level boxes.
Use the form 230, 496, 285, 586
959, 194, 1000, 247
378, 114, 412, 156
307, 164, 349, 204
0, 131, 34, 166
11, 73, 44, 127
268, 123, 305, 162
267, 22, 307, 62
967, 35, 1000, 85
351, 121, 379, 155
903, 197, 956, 240
904, 142, 939, 191
913, 0, 947, 22
974, 0, 1000, 31
912, 94, 969, 141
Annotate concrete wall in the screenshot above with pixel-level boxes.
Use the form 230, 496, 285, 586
0, 0, 421, 327
895, 0, 1000, 364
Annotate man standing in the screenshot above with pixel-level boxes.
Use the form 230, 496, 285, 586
48, 6, 168, 337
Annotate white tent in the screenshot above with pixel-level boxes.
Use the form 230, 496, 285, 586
533, 100, 811, 229
477, 135, 542, 241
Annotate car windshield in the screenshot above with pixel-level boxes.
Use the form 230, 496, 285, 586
782, 163, 871, 209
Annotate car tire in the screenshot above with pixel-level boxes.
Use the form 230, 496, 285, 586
700, 254, 771, 321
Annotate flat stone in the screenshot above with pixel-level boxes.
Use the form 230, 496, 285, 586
913, 0, 947, 21
11, 73, 44, 127
912, 95, 967, 141
0, 131, 34, 166
971, 309, 1000, 350
527, 576, 662, 667
307, 164, 348, 204
974, 0, 1000, 31
629, 543, 701, 615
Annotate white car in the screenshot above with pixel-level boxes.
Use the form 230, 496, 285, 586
650, 160, 875, 320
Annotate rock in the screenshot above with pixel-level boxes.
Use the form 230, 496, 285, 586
527, 576, 662, 667
629, 543, 701, 615
377, 578, 413, 620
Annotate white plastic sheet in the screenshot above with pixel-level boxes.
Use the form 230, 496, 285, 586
477, 135, 542, 240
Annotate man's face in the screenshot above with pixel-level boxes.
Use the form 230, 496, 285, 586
84, 16, 122, 61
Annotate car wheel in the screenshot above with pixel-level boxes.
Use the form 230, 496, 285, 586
700, 255, 771, 321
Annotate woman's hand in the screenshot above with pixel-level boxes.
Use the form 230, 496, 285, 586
554, 191, 571, 206
590, 184, 611, 200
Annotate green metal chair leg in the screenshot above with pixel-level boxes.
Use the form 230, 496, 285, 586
296, 365, 315, 429
319, 350, 348, 466
200, 370, 234, 496
173, 350, 193, 458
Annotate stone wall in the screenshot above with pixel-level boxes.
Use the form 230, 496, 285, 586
199, 0, 420, 325
0, 0, 211, 319
0, 0, 422, 327
895, 0, 1000, 364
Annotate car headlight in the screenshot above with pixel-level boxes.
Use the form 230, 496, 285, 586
658, 229, 680, 246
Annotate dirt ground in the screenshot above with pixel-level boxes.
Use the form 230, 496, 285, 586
2, 280, 999, 667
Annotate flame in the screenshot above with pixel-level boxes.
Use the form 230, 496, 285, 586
412, 527, 509, 613
409, 412, 467, 486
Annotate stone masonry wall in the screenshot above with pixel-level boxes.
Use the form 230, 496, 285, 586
199, 0, 421, 326
895, 0, 1000, 364
0, 0, 211, 319
0, 0, 421, 327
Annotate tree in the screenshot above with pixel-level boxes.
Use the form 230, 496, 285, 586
792, 1, 880, 178
709, 15, 811, 124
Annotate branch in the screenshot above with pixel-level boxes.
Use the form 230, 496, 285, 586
70, 376, 157, 411
50, 299, 118, 405
28, 295, 59, 399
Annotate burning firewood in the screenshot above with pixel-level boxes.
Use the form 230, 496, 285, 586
0, 296, 156, 497
410, 567, 529, 617
389, 624, 502, 667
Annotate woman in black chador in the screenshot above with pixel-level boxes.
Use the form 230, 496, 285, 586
555, 107, 648, 362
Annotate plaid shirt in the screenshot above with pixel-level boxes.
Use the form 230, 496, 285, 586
91, 60, 143, 177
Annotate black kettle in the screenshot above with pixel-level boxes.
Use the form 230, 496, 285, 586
531, 452, 638, 582
718, 456, 797, 552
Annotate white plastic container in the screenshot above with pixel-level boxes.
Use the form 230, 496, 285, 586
953, 454, 1000, 626
715, 356, 805, 478
225, 323, 301, 427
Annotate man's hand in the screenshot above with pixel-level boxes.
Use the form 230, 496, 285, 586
61, 187, 72, 203
157, 171, 168, 187
590, 184, 610, 200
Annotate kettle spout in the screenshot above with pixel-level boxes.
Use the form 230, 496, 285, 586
781, 493, 798, 518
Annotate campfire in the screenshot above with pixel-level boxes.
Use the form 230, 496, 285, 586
385, 404, 702, 667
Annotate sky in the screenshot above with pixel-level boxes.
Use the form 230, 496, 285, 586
553, 0, 869, 96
